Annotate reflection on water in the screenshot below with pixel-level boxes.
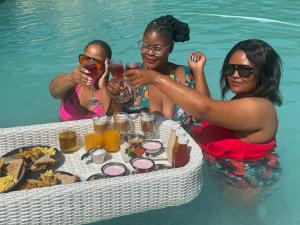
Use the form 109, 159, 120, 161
0, 0, 300, 224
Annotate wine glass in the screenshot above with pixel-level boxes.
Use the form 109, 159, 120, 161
110, 60, 132, 103
125, 62, 143, 113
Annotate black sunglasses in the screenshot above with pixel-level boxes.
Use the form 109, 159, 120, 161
224, 64, 254, 78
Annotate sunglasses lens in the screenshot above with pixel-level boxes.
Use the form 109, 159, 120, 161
224, 64, 253, 77
79, 54, 88, 65
79, 54, 104, 69
224, 65, 235, 76
238, 67, 251, 77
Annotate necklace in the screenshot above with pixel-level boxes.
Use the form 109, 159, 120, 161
88, 87, 100, 106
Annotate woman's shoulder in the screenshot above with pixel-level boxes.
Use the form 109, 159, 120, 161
171, 64, 190, 74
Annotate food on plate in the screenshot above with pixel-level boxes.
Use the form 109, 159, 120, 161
125, 147, 145, 158
0, 158, 24, 193
0, 175, 16, 193
18, 170, 79, 190
13, 146, 58, 171
55, 172, 79, 184
5, 158, 24, 179
30, 155, 56, 171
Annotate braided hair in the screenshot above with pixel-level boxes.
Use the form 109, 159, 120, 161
144, 15, 190, 43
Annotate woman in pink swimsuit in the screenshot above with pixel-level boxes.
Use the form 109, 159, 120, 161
126, 39, 282, 194
50, 40, 112, 121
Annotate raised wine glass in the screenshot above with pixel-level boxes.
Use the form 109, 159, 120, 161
125, 62, 143, 113
110, 60, 132, 103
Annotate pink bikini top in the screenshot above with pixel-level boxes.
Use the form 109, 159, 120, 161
192, 121, 276, 161
59, 85, 105, 121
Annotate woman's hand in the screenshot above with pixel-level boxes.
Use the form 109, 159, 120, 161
98, 58, 109, 89
188, 51, 206, 74
70, 65, 93, 85
106, 79, 123, 100
125, 69, 155, 90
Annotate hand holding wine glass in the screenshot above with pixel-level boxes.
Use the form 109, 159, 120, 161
125, 62, 143, 113
109, 60, 132, 103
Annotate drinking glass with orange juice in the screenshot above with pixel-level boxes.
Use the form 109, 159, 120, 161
103, 130, 120, 153
84, 132, 104, 151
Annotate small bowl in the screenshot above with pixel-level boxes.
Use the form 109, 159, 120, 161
130, 156, 155, 173
124, 133, 145, 149
154, 164, 172, 171
141, 140, 163, 154
87, 173, 107, 181
101, 162, 128, 177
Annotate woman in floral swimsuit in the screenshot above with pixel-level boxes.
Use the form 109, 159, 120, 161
107, 15, 209, 131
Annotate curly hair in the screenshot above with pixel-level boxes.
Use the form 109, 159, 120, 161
220, 39, 282, 106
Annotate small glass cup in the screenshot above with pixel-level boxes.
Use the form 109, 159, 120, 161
84, 132, 104, 151
140, 112, 156, 137
93, 115, 109, 133
113, 112, 134, 134
58, 129, 79, 153
103, 129, 121, 153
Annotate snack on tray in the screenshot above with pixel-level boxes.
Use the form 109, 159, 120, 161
30, 155, 56, 171
55, 172, 79, 184
0, 175, 16, 193
18, 179, 47, 190
0, 158, 23, 193
18, 170, 79, 190
5, 158, 24, 179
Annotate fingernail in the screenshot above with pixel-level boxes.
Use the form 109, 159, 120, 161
88, 77, 93, 81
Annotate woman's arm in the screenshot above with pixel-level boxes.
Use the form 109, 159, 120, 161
125, 69, 276, 133
49, 65, 92, 99
188, 51, 210, 97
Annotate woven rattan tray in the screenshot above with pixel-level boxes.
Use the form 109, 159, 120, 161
0, 118, 203, 225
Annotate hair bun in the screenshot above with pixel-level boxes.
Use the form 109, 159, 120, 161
164, 15, 190, 42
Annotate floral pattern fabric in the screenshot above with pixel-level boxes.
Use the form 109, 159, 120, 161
135, 66, 198, 129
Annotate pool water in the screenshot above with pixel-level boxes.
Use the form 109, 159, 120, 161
1, 0, 300, 224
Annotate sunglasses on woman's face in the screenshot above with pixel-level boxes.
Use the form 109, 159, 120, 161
224, 64, 254, 78
79, 54, 104, 69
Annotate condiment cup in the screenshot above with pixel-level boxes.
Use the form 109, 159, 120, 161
101, 162, 128, 177
141, 140, 163, 154
123, 133, 145, 149
81, 147, 106, 164
130, 156, 155, 173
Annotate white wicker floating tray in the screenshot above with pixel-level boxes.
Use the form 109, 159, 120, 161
0, 118, 203, 225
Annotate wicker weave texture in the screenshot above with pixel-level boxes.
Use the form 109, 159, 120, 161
0, 119, 203, 225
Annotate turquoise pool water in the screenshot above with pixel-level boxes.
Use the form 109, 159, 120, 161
0, 0, 299, 224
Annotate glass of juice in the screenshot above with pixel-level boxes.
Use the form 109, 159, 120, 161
103, 130, 121, 153
58, 129, 79, 153
84, 132, 104, 151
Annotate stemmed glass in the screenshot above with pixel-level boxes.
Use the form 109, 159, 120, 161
125, 62, 142, 113
110, 60, 132, 103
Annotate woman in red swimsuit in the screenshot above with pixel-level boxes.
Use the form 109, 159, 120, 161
126, 39, 282, 190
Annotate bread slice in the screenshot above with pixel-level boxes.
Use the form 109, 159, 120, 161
55, 173, 78, 184
31, 155, 55, 171
6, 158, 24, 179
